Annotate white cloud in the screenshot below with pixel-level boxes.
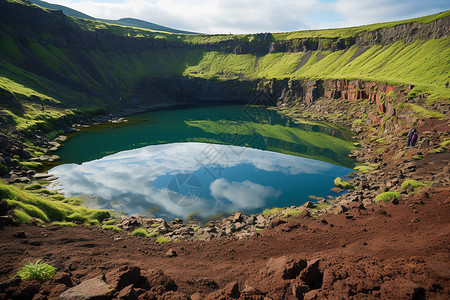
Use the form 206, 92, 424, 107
210, 178, 280, 209
46, 0, 449, 33
49, 142, 335, 218
45, 0, 326, 33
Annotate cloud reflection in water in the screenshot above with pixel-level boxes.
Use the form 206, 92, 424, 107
50, 142, 348, 219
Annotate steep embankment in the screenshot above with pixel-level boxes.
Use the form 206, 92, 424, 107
0, 0, 449, 117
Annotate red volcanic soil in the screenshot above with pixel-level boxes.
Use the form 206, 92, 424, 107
1, 99, 449, 299
0, 187, 449, 299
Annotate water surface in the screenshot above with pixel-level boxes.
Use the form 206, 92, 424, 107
50, 105, 355, 219
50, 143, 351, 219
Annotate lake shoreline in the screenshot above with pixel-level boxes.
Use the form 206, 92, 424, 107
1, 95, 449, 299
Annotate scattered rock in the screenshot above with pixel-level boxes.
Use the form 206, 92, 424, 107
60, 276, 115, 300
117, 284, 138, 300
166, 248, 177, 258
264, 256, 307, 280
106, 266, 142, 291
299, 259, 323, 289
13, 231, 27, 239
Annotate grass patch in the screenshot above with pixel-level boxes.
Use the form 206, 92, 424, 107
1, 182, 111, 224
441, 139, 450, 147
13, 209, 31, 223
407, 104, 445, 120
18, 161, 43, 171
428, 147, 445, 154
401, 179, 424, 190
7, 199, 49, 222
284, 209, 303, 218
52, 221, 77, 227
15, 260, 56, 282
155, 235, 170, 244
262, 207, 284, 217
102, 219, 117, 225
24, 184, 43, 191
102, 225, 122, 233
375, 191, 401, 203
314, 202, 330, 210
354, 163, 378, 173
334, 177, 354, 189
131, 228, 150, 237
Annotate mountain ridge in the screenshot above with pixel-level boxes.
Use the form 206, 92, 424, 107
28, 0, 198, 34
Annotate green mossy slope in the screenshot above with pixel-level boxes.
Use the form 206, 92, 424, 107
0, 0, 448, 138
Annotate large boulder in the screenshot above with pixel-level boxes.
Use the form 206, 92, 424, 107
59, 276, 115, 300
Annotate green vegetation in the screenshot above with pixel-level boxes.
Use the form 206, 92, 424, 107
52, 221, 77, 227
262, 207, 284, 216
407, 104, 445, 120
375, 191, 401, 203
13, 209, 31, 223
18, 161, 43, 171
354, 163, 378, 173
314, 202, 330, 210
24, 184, 43, 191
1, 182, 111, 224
441, 139, 450, 147
155, 235, 170, 244
102, 224, 123, 233
131, 227, 150, 237
0, 3, 448, 146
429, 147, 445, 154
401, 179, 424, 190
401, 179, 429, 192
284, 209, 303, 218
334, 177, 354, 189
15, 260, 57, 282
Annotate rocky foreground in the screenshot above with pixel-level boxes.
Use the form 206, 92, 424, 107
0, 92, 449, 299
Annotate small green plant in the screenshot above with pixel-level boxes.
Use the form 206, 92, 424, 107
314, 202, 330, 210
132, 227, 150, 237
13, 209, 31, 224
52, 221, 77, 227
354, 163, 378, 173
428, 147, 445, 154
24, 184, 43, 191
334, 177, 354, 189
262, 207, 283, 216
15, 260, 57, 282
401, 179, 424, 190
375, 192, 401, 203
102, 219, 117, 225
102, 225, 122, 233
284, 209, 303, 218
18, 161, 43, 171
441, 139, 450, 147
156, 235, 170, 244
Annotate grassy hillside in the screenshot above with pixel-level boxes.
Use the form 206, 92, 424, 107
0, 0, 449, 139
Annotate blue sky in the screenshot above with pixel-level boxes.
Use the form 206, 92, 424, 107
47, 0, 449, 34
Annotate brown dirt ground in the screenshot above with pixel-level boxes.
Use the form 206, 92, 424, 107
0, 111, 449, 299
0, 186, 449, 299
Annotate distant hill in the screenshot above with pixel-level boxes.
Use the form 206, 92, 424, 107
28, 0, 198, 34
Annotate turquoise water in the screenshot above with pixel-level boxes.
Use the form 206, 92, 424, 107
50, 105, 355, 219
